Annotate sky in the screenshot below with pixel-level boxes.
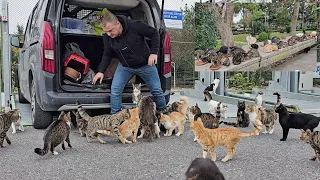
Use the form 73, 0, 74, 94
0, 0, 271, 34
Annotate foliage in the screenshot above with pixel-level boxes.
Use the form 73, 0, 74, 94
228, 73, 253, 90
258, 32, 269, 41
194, 3, 218, 50
228, 72, 272, 91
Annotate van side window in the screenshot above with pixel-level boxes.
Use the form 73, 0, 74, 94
30, 0, 46, 40
23, 15, 32, 45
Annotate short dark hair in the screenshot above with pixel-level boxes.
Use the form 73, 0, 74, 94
101, 11, 118, 26
185, 158, 225, 180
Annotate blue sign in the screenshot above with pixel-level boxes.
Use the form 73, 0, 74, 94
163, 10, 183, 29
313, 62, 320, 78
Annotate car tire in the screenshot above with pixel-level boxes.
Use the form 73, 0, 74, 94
18, 87, 29, 103
30, 79, 53, 129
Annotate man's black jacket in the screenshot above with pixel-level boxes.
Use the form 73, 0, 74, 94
97, 15, 160, 72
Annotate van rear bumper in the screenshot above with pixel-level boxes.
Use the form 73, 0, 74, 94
40, 90, 171, 111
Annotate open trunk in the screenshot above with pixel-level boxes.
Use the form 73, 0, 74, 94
58, 0, 157, 93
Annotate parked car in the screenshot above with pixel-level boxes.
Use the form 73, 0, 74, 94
11, 0, 172, 129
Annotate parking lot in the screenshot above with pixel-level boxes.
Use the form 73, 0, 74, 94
2, 93, 320, 180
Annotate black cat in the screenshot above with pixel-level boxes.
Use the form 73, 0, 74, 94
224, 100, 249, 128
203, 84, 214, 101
274, 93, 320, 141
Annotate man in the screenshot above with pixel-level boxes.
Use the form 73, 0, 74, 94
92, 11, 166, 114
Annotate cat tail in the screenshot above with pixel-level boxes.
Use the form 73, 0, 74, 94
239, 121, 262, 138
34, 132, 52, 156
216, 102, 221, 119
273, 92, 281, 104
76, 103, 91, 121
179, 96, 189, 116
143, 123, 156, 141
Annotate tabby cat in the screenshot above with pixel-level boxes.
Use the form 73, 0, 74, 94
277, 41, 288, 49
245, 44, 260, 61
231, 47, 246, 65
5, 100, 24, 134
190, 103, 222, 142
245, 104, 265, 135
0, 109, 21, 147
287, 36, 298, 46
76, 101, 131, 144
300, 129, 320, 161
190, 116, 261, 162
224, 101, 250, 128
71, 110, 87, 137
34, 111, 72, 156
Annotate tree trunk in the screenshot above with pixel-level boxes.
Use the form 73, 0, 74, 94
212, 3, 235, 47
290, 2, 300, 36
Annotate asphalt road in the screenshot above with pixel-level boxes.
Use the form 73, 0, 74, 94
2, 94, 320, 180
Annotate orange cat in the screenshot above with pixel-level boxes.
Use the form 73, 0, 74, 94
190, 117, 261, 162
99, 108, 140, 144
159, 112, 186, 136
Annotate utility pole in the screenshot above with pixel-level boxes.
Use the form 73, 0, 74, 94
2, 0, 10, 108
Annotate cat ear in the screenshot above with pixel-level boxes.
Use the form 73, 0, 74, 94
132, 83, 135, 88
138, 83, 141, 88
306, 129, 311, 133
196, 103, 198, 107
300, 129, 305, 133
66, 111, 71, 117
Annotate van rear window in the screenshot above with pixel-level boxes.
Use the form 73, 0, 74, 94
60, 4, 132, 36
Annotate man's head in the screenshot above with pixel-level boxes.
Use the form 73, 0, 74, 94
101, 11, 122, 38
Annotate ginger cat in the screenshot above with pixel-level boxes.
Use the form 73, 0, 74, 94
263, 44, 278, 53
159, 112, 186, 136
190, 117, 261, 162
100, 108, 140, 144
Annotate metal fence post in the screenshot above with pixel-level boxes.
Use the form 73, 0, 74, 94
172, 62, 176, 88
2, 0, 10, 109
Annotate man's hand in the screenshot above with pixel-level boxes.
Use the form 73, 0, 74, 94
148, 54, 157, 66
92, 72, 104, 84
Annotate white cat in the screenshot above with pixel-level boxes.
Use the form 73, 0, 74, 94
5, 104, 24, 134
212, 78, 220, 95
208, 100, 228, 119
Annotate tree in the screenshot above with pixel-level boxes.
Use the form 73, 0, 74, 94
211, 2, 236, 47
195, 2, 218, 50
290, 1, 300, 35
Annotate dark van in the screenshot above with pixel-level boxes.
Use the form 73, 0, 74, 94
11, 0, 172, 129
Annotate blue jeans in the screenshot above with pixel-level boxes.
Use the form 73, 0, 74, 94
110, 64, 166, 114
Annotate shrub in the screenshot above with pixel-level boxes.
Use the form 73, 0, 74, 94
258, 32, 269, 41
286, 26, 290, 33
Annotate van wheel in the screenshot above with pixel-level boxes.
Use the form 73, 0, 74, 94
18, 87, 29, 103
30, 79, 53, 129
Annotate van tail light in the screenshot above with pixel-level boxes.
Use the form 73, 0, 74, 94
40, 21, 55, 73
163, 30, 172, 74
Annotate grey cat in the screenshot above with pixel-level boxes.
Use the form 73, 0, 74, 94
0, 109, 21, 147
34, 111, 72, 156
132, 83, 142, 105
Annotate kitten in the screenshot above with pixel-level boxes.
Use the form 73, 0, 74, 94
255, 91, 266, 110
271, 37, 280, 44
0, 109, 21, 147
5, 100, 24, 134
263, 44, 278, 53
231, 47, 246, 65
300, 129, 320, 161
245, 104, 266, 135
277, 41, 288, 49
190, 116, 261, 162
287, 36, 298, 46
34, 111, 72, 156
190, 103, 223, 142
71, 110, 87, 137
76, 101, 131, 144
245, 44, 260, 61
224, 101, 250, 128
132, 83, 142, 105
159, 111, 186, 136
263, 109, 277, 134
204, 91, 228, 119
185, 158, 226, 180
219, 53, 230, 66
273, 93, 320, 141
137, 96, 160, 141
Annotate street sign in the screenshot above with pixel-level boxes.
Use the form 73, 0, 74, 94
163, 10, 183, 30
313, 62, 320, 78
1, 0, 8, 22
